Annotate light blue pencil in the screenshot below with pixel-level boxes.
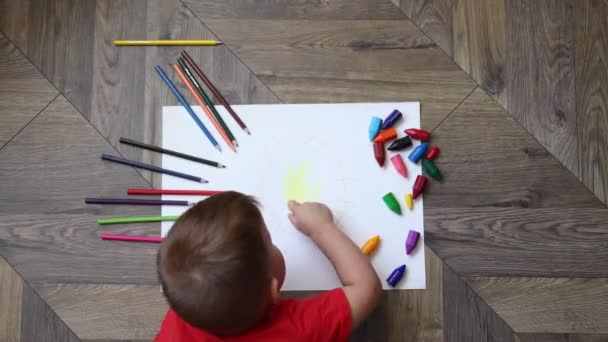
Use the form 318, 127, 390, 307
155, 65, 221, 152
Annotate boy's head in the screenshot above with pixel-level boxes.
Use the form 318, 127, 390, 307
158, 191, 285, 335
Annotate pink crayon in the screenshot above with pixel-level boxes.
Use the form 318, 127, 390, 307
405, 230, 420, 255
390, 154, 408, 178
100, 233, 162, 243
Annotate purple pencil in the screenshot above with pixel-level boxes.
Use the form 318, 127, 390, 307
85, 198, 194, 206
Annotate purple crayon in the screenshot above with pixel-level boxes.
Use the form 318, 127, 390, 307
406, 230, 420, 255
381, 110, 402, 130
386, 264, 406, 287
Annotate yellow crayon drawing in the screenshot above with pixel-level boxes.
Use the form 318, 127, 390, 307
283, 160, 321, 202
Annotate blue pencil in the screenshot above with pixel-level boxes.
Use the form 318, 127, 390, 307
154, 65, 221, 152
101, 154, 208, 183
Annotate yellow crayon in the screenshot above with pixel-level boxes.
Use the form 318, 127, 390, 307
361, 235, 380, 256
114, 40, 222, 46
405, 193, 413, 210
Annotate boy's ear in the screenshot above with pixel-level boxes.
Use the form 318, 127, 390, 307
269, 277, 281, 305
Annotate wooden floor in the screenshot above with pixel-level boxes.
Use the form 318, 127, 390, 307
0, 0, 607, 341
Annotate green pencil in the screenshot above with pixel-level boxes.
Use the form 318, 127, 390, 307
177, 58, 237, 146
97, 215, 180, 225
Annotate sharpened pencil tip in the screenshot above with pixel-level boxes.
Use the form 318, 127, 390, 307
218, 164, 226, 168
244, 128, 251, 135
201, 179, 209, 183
214, 144, 222, 152
233, 140, 239, 147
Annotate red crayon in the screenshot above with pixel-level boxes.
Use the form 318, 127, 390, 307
373, 142, 385, 167
412, 175, 428, 199
373, 128, 397, 143
426, 146, 440, 160
404, 128, 430, 141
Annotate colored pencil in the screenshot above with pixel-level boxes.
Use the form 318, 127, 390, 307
97, 215, 180, 225
173, 63, 236, 152
181, 51, 250, 134
114, 40, 222, 46
128, 189, 224, 196
85, 197, 193, 206
119, 138, 225, 168
100, 234, 163, 243
101, 154, 207, 183
177, 57, 236, 147
155, 65, 221, 151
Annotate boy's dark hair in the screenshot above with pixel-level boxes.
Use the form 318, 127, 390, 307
158, 191, 271, 335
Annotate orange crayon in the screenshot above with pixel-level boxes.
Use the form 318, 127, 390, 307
361, 235, 380, 256
373, 128, 397, 143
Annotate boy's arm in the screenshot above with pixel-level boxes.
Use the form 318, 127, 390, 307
288, 201, 382, 329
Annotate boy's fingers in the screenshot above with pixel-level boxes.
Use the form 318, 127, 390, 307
287, 200, 300, 211
288, 213, 297, 226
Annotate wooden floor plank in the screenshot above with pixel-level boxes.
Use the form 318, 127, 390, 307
426, 88, 604, 209
452, 0, 506, 105
517, 334, 608, 342
0, 214, 159, 285
396, 0, 453, 56
202, 18, 475, 130
182, 0, 403, 20
426, 207, 608, 278
505, 0, 578, 177
443, 265, 514, 342
576, 0, 608, 204
21, 284, 81, 342
0, 95, 155, 215
469, 277, 608, 334
0, 91, 57, 148
36, 284, 166, 340
0, 31, 57, 93
20, 0, 96, 116
0, 257, 23, 342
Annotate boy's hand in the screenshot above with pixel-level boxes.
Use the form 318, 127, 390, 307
287, 200, 334, 236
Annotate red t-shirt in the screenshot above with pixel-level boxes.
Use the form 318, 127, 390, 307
154, 288, 351, 342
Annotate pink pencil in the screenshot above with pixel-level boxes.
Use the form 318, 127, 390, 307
100, 233, 162, 243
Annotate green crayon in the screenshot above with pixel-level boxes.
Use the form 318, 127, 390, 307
422, 159, 442, 181
382, 192, 401, 215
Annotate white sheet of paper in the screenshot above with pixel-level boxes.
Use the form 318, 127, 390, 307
161, 103, 425, 290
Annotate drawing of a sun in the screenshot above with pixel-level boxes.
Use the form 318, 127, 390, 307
283, 160, 321, 202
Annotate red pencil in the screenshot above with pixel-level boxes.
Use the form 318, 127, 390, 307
127, 189, 224, 196
100, 234, 162, 243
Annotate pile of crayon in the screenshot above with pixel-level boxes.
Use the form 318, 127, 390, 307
362, 109, 443, 287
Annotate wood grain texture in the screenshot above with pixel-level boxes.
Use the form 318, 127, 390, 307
0, 95, 155, 215
202, 18, 475, 130
21, 284, 81, 342
0, 92, 58, 148
505, 0, 578, 177
36, 284, 167, 340
397, 0, 453, 56
0, 257, 23, 342
182, 0, 403, 20
516, 334, 608, 342
576, 0, 608, 204
452, 0, 505, 105
0, 31, 57, 93
0, 214, 159, 285
443, 265, 514, 342
20, 0, 96, 116
426, 207, 608, 278
425, 88, 604, 209
469, 277, 608, 333
352, 247, 443, 342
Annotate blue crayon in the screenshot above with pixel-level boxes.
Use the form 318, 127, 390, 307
381, 110, 402, 130
408, 143, 429, 163
369, 116, 382, 141
387, 264, 406, 287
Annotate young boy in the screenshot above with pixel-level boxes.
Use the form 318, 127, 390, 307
155, 191, 382, 341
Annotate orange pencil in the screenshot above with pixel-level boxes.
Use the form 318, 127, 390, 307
172, 64, 236, 152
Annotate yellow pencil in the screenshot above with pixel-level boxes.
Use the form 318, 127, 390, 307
114, 40, 222, 46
